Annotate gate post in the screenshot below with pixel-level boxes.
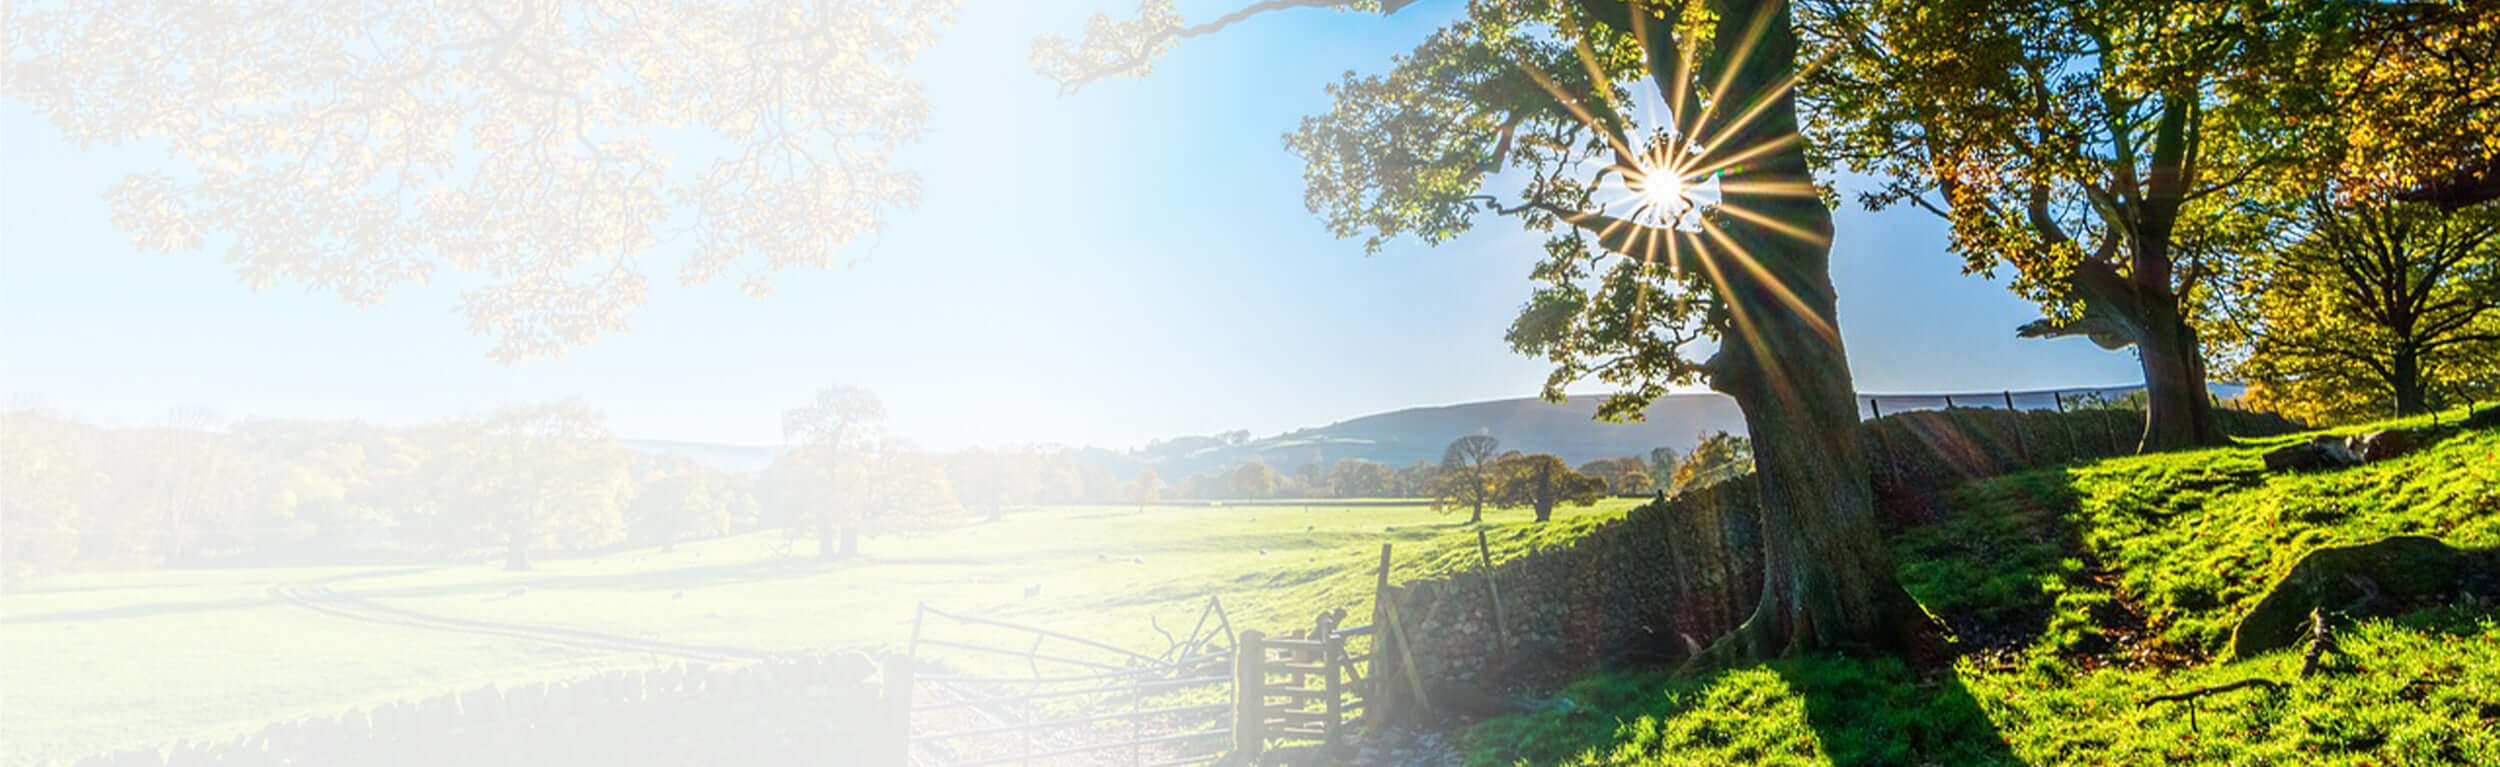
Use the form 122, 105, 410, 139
1324, 634, 1345, 749
882, 654, 915, 765
1234, 630, 1267, 760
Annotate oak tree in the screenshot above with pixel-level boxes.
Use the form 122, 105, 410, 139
1041, 0, 1928, 658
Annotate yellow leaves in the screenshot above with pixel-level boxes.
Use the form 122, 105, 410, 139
9, 0, 955, 360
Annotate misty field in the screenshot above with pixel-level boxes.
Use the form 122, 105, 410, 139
1, 497, 1645, 764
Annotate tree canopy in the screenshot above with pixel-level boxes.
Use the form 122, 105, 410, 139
5, 1, 958, 359
1496, 452, 1610, 521
2221, 198, 2500, 422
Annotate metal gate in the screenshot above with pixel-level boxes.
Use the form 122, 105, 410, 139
902, 598, 1237, 767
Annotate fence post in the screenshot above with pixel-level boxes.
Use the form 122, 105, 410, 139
1366, 544, 1395, 726
2003, 390, 2031, 466
1475, 529, 1508, 667
2099, 400, 2121, 455
1324, 635, 1345, 750
1235, 630, 1267, 760
2052, 392, 2077, 462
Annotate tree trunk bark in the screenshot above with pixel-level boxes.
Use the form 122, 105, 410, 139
2391, 345, 2428, 416
1534, 500, 1553, 523
1469, 502, 1483, 524
2135, 304, 2223, 452
1687, 0, 1932, 664
840, 525, 860, 559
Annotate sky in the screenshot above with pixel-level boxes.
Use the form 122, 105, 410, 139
0, 1, 2149, 451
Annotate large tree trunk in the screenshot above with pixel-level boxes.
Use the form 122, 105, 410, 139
840, 525, 860, 559
2391, 345, 2429, 416
1534, 500, 1554, 523
1689, 0, 1931, 663
2135, 304, 2223, 452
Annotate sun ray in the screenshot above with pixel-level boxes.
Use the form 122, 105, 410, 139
1713, 178, 1822, 198
1688, 1, 1783, 157
1695, 214, 1840, 346
1687, 132, 1805, 181
1713, 199, 1833, 248
1510, 53, 1639, 166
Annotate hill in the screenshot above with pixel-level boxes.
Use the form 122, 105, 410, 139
1467, 406, 2497, 766
1138, 382, 2251, 479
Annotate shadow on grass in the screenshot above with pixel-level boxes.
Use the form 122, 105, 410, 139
1466, 654, 2022, 766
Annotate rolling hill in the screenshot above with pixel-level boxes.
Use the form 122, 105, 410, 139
628, 383, 2253, 478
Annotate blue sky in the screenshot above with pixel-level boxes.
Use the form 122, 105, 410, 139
0, 2, 2145, 450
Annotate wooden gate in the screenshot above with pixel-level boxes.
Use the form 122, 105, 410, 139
1233, 621, 1373, 754
902, 598, 1237, 767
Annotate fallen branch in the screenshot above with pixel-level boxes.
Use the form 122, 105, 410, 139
2142, 677, 2286, 705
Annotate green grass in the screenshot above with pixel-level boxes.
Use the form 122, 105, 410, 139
0, 498, 1643, 765
1470, 406, 2500, 766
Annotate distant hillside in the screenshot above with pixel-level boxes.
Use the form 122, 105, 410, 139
626, 382, 2254, 476
1137, 382, 2252, 478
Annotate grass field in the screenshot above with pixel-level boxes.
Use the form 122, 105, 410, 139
1468, 409, 2500, 766
1, 497, 1647, 765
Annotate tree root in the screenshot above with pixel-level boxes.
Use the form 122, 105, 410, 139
2142, 677, 2286, 705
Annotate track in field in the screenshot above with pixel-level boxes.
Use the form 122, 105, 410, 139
266, 583, 768, 664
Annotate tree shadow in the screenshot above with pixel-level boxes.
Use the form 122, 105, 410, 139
1469, 654, 2022, 765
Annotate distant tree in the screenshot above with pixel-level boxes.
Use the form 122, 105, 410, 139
626, 456, 736, 552
410, 402, 633, 571
1674, 431, 1756, 492
1325, 458, 1396, 498
1226, 461, 1280, 499
846, 439, 961, 543
1180, 472, 1227, 500
1127, 469, 1164, 508
1577, 457, 1654, 496
1293, 462, 1326, 491
943, 448, 1008, 522
1646, 447, 1684, 490
1435, 435, 1501, 524
4, 1, 957, 360
778, 386, 885, 559
2224, 198, 2500, 422
1395, 461, 1438, 499
0, 413, 97, 584
1496, 453, 1610, 522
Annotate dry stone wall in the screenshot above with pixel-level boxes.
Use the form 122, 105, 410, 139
60, 654, 891, 766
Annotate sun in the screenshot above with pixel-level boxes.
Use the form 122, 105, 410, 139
1630, 164, 1688, 216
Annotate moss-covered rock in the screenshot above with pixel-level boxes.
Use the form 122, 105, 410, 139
2227, 536, 2497, 658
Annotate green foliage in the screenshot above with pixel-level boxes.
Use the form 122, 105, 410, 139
1227, 460, 1282, 499
1435, 434, 1503, 518
1492, 452, 1609, 520
1671, 430, 1753, 491
2223, 198, 2500, 423
1327, 458, 1398, 498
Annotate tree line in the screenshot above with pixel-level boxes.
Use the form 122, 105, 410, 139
1, 386, 1757, 586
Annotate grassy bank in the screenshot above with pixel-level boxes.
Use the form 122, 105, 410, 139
1470, 408, 2500, 765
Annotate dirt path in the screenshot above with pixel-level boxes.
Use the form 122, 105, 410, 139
266, 584, 768, 664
